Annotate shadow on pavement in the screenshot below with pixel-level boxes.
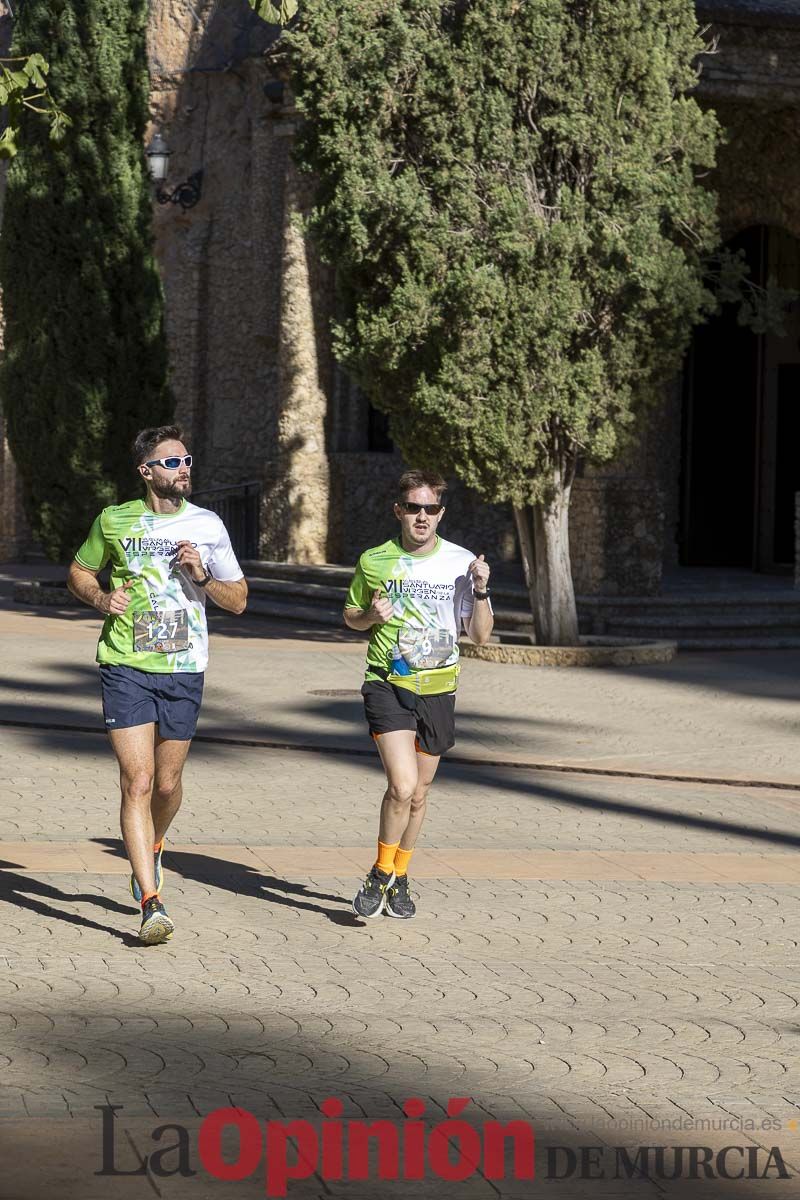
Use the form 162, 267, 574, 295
442, 760, 800, 850
91, 839, 360, 925
0, 862, 139, 947
3, 596, 365, 644
601, 648, 800, 709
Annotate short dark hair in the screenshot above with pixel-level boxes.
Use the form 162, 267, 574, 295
132, 425, 185, 468
397, 469, 447, 503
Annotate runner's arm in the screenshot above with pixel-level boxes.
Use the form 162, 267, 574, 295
464, 555, 493, 645
343, 559, 392, 630
67, 561, 126, 615
174, 539, 247, 614
465, 601, 494, 645
344, 589, 393, 631
343, 605, 376, 631
204, 577, 248, 615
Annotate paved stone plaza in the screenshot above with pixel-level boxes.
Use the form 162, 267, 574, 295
1, 593, 800, 1197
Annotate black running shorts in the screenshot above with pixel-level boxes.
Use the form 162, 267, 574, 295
361, 680, 456, 757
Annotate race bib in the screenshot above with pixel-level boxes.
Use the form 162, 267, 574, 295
133, 610, 189, 654
397, 627, 455, 670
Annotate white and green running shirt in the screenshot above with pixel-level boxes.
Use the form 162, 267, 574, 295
74, 499, 244, 674
345, 536, 486, 694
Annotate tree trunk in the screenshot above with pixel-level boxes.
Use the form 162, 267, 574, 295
513, 465, 579, 646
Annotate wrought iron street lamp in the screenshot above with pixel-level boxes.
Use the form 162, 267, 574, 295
146, 131, 203, 211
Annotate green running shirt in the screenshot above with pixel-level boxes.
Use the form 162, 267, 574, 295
74, 499, 243, 673
345, 536, 485, 693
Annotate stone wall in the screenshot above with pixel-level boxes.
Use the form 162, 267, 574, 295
327, 452, 663, 595
1, 0, 794, 595
328, 452, 517, 567
697, 7, 800, 106
147, 0, 287, 494
570, 479, 665, 596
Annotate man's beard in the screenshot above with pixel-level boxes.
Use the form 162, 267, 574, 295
150, 477, 192, 500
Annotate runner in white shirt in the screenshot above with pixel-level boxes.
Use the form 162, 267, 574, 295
344, 469, 494, 919
67, 426, 248, 944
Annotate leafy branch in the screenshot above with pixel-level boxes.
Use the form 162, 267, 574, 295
706, 246, 799, 336
0, 52, 71, 158
248, 0, 298, 25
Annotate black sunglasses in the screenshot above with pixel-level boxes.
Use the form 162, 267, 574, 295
144, 455, 193, 470
399, 501, 444, 516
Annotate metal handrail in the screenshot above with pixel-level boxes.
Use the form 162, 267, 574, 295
191, 481, 261, 497
191, 481, 262, 560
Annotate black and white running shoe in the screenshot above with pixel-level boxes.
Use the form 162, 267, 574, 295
384, 873, 416, 919
352, 866, 395, 919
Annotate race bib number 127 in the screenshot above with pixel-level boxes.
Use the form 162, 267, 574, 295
133, 610, 189, 654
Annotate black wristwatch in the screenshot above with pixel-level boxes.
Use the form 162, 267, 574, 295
473, 588, 491, 600
195, 570, 214, 588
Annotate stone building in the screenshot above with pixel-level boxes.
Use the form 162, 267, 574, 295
3, 0, 800, 602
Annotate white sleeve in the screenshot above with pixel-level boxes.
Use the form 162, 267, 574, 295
458, 553, 475, 630
208, 521, 244, 582
459, 580, 475, 628
458, 551, 491, 631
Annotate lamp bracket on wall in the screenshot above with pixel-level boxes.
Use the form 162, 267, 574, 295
156, 170, 204, 211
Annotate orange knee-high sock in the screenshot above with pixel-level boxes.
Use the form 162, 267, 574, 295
394, 847, 414, 877
375, 840, 399, 874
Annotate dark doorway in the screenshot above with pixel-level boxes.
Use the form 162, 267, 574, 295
774, 363, 800, 563
680, 225, 800, 571
367, 404, 394, 452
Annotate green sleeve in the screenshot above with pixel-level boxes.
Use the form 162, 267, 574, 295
345, 558, 372, 610
74, 514, 110, 571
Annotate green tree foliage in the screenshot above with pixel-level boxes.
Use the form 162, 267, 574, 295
0, 0, 170, 560
0, 52, 71, 158
286, 0, 722, 642
249, 1, 298, 25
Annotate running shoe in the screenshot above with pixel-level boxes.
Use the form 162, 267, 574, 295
384, 873, 416, 919
139, 896, 174, 945
130, 843, 164, 903
352, 865, 395, 919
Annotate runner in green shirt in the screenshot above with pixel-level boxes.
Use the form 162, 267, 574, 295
344, 469, 494, 920
68, 425, 248, 944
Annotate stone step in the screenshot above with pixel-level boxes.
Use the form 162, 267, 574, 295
579, 588, 799, 607
242, 559, 530, 605
240, 562, 800, 647
601, 611, 800, 633
674, 635, 800, 650
247, 575, 345, 606
245, 594, 343, 626
243, 560, 355, 586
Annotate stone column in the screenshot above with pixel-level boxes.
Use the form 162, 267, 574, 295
261, 149, 333, 562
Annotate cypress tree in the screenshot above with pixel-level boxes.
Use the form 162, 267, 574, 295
286, 0, 722, 643
0, 0, 170, 561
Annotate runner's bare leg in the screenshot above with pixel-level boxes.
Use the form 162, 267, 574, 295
151, 734, 191, 845
110, 725, 158, 897
376, 730, 441, 849
399, 748, 440, 850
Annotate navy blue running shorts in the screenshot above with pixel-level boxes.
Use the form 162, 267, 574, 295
99, 665, 205, 741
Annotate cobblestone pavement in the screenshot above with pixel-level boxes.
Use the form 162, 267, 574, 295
1, 602, 800, 1197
